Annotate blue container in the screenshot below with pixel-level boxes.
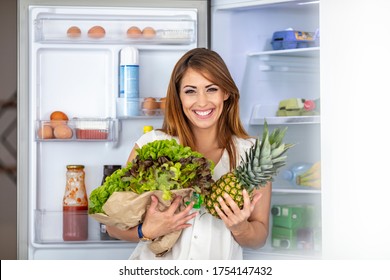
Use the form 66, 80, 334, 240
271, 30, 315, 50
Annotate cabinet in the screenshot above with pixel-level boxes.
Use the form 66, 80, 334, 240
211, 0, 320, 259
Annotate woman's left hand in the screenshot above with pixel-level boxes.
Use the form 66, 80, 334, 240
214, 189, 262, 234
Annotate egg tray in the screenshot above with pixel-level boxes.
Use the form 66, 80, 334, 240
35, 118, 114, 141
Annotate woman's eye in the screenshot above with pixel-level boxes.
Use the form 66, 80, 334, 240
207, 87, 218, 93
184, 89, 196, 94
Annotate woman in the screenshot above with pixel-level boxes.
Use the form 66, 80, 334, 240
106, 48, 271, 259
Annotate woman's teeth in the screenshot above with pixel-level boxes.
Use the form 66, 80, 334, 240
194, 109, 212, 116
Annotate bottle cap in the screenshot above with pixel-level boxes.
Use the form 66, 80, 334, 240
103, 165, 122, 176
120, 46, 139, 66
66, 165, 84, 169
143, 126, 154, 134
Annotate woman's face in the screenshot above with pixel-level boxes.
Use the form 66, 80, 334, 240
179, 68, 229, 131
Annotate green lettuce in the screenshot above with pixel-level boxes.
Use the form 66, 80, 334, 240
88, 139, 214, 214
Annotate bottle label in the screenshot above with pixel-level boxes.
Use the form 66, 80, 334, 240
119, 65, 139, 99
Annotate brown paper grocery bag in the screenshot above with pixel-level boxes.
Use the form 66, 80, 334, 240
89, 188, 194, 256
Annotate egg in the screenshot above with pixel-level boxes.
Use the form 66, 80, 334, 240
67, 26, 81, 38
53, 124, 73, 139
142, 97, 159, 116
49, 111, 69, 128
88, 26, 106, 39
142, 27, 156, 38
50, 111, 69, 121
127, 26, 142, 38
159, 97, 167, 114
37, 125, 53, 139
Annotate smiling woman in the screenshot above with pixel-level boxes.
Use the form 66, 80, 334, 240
105, 48, 272, 260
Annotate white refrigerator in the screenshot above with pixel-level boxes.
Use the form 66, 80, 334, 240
18, 0, 323, 260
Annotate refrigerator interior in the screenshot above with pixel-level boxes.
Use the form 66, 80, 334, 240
25, 4, 201, 259
211, 0, 321, 259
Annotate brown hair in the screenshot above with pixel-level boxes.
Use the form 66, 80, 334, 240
161, 48, 250, 170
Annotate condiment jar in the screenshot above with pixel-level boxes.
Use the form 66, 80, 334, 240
63, 165, 88, 241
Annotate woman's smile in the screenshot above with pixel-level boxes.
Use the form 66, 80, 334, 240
193, 108, 214, 118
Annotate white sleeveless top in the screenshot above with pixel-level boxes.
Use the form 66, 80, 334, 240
129, 130, 255, 260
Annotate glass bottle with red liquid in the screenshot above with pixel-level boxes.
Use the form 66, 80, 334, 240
63, 165, 88, 241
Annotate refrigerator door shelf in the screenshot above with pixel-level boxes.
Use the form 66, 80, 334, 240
116, 97, 166, 118
34, 209, 128, 245
250, 104, 320, 125
35, 118, 118, 142
35, 13, 196, 46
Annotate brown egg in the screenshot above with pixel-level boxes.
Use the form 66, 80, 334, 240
67, 26, 81, 38
160, 97, 167, 114
127, 26, 142, 38
142, 97, 159, 116
53, 124, 73, 139
142, 27, 156, 38
38, 125, 53, 139
88, 26, 106, 39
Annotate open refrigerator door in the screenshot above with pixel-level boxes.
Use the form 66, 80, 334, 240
17, 0, 208, 260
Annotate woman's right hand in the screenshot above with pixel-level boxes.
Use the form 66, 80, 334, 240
106, 194, 197, 242
140, 195, 197, 240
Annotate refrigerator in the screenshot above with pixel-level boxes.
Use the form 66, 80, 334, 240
18, 0, 321, 260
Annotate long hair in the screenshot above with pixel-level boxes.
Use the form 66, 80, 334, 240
161, 48, 250, 170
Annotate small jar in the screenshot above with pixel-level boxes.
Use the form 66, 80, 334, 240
63, 165, 88, 241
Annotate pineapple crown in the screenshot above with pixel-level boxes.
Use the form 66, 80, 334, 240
235, 120, 294, 192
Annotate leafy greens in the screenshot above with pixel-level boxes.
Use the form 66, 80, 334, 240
88, 139, 214, 214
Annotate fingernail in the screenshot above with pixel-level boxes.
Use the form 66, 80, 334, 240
218, 197, 223, 202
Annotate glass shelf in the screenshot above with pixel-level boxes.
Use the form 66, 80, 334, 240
250, 104, 320, 125
272, 188, 321, 194
248, 47, 320, 58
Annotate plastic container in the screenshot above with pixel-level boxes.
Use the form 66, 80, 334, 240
271, 204, 314, 229
63, 165, 88, 241
73, 118, 110, 139
118, 47, 139, 116
271, 30, 315, 50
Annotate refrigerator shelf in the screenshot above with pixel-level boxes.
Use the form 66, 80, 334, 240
248, 47, 320, 58
34, 13, 196, 45
244, 246, 321, 260
34, 209, 127, 244
116, 97, 166, 118
250, 104, 320, 125
35, 118, 117, 142
272, 188, 321, 195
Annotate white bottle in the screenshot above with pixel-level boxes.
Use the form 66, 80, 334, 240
119, 47, 139, 116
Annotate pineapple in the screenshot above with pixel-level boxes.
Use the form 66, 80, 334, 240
204, 121, 293, 217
